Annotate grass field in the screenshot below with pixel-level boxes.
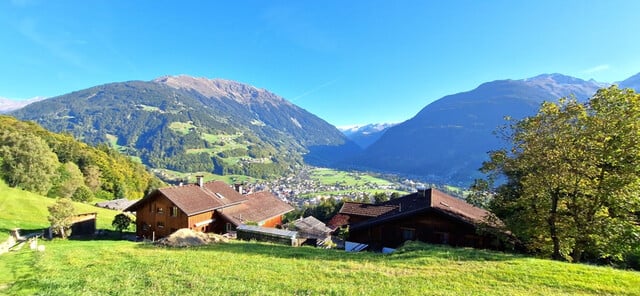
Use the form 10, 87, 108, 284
1, 180, 639, 295
153, 169, 261, 185
311, 168, 393, 187
0, 181, 121, 241
1, 239, 639, 295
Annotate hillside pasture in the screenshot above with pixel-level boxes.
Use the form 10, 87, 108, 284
1, 240, 638, 295
311, 168, 392, 187
0, 181, 121, 241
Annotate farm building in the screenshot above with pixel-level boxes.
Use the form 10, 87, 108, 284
236, 225, 299, 246
291, 216, 333, 246
124, 178, 294, 239
328, 188, 506, 251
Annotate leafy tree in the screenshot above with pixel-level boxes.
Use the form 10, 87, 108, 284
373, 192, 389, 204
72, 185, 94, 202
48, 198, 76, 239
49, 162, 84, 198
480, 86, 640, 263
0, 130, 59, 194
82, 165, 102, 192
112, 213, 133, 238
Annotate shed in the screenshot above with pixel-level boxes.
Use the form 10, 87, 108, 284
236, 225, 299, 246
292, 216, 333, 246
70, 212, 97, 237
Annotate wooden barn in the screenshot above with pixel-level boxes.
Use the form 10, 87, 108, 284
124, 178, 294, 239
328, 188, 506, 251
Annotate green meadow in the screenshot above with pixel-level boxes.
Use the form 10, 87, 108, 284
1, 180, 639, 295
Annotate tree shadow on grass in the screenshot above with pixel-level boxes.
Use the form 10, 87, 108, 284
0, 227, 47, 240
135, 239, 519, 263
68, 229, 136, 242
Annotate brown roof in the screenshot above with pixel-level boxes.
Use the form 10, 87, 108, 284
125, 181, 247, 216
339, 202, 398, 217
339, 188, 499, 230
217, 191, 294, 226
293, 216, 332, 239
326, 213, 350, 230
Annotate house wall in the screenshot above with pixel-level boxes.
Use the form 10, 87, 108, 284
187, 211, 217, 233
135, 194, 188, 239
259, 215, 283, 228
349, 210, 496, 251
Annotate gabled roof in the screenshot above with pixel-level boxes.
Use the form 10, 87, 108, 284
125, 181, 247, 216
293, 216, 332, 239
339, 202, 398, 217
339, 188, 499, 230
217, 191, 294, 226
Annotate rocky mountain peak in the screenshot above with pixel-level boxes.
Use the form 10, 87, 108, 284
154, 75, 289, 105
521, 73, 605, 100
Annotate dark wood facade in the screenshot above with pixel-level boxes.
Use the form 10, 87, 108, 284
333, 188, 505, 251
349, 209, 497, 251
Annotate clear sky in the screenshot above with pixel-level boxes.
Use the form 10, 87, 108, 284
1, 0, 640, 127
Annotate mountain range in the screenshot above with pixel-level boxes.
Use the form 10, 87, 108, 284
338, 123, 397, 149
346, 73, 639, 184
7, 72, 640, 185
11, 75, 359, 179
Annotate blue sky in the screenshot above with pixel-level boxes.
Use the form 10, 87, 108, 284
1, 0, 640, 126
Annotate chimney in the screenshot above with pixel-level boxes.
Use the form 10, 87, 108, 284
196, 175, 204, 187
416, 185, 427, 198
234, 183, 243, 194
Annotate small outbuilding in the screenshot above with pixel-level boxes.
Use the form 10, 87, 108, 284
236, 225, 299, 246
291, 216, 333, 246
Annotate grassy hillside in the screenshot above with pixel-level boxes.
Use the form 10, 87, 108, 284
0, 180, 121, 240
1, 240, 639, 295
1, 181, 638, 295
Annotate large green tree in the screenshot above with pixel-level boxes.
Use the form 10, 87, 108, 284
480, 86, 640, 263
0, 130, 59, 194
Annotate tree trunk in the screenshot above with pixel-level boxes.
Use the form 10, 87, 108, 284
548, 192, 562, 260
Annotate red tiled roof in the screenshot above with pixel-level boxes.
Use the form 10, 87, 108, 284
217, 191, 294, 226
326, 213, 350, 230
125, 181, 247, 216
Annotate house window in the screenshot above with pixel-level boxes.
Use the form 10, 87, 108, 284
170, 206, 178, 217
157, 207, 164, 214
401, 227, 416, 241
157, 222, 165, 229
435, 232, 450, 244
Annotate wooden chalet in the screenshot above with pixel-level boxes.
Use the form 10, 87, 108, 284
124, 178, 294, 239
328, 188, 505, 251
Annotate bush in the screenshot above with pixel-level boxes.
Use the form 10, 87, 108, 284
72, 185, 94, 202
624, 248, 640, 271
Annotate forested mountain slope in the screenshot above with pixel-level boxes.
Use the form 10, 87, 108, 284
350, 74, 605, 184
0, 116, 161, 200
11, 76, 359, 178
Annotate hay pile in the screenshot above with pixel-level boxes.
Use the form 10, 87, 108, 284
155, 228, 228, 247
